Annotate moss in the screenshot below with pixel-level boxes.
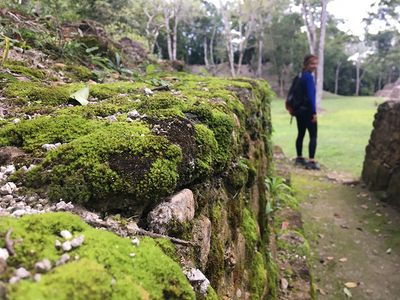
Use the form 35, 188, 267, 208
4, 60, 46, 80
90, 82, 144, 100
0, 115, 103, 154
206, 200, 225, 287
63, 65, 96, 82
23, 122, 182, 211
266, 253, 279, 300
205, 286, 219, 300
3, 82, 74, 106
194, 124, 218, 177
154, 238, 179, 263
0, 212, 195, 300
250, 251, 267, 300
241, 208, 258, 252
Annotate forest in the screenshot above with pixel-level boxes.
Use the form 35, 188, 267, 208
3, 0, 400, 98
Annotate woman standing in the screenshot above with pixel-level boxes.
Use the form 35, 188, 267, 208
295, 54, 320, 170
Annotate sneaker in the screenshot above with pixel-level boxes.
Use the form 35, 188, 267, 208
305, 161, 321, 170
295, 157, 307, 166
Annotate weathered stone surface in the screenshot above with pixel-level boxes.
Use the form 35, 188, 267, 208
362, 101, 400, 207
147, 189, 195, 234
192, 215, 211, 270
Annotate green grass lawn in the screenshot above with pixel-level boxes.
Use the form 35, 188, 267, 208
271, 96, 384, 177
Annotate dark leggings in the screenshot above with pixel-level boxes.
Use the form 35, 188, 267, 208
296, 115, 317, 159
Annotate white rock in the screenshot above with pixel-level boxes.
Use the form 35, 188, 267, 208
4, 165, 16, 175
54, 201, 74, 211
126, 117, 134, 123
0, 248, 9, 261
55, 240, 62, 248
42, 144, 60, 152
56, 254, 70, 266
147, 189, 195, 234
129, 253, 136, 257
35, 259, 52, 273
0, 182, 17, 195
62, 241, 72, 252
107, 115, 118, 122
20, 166, 28, 172
70, 235, 84, 248
14, 267, 30, 279
60, 230, 72, 240
27, 164, 36, 171
9, 276, 20, 284
33, 274, 42, 282
131, 237, 140, 247
144, 88, 154, 96
127, 110, 140, 119
184, 268, 210, 295
11, 209, 26, 217
13, 118, 20, 124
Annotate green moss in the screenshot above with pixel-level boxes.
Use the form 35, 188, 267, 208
64, 65, 96, 81
23, 122, 182, 209
0, 115, 103, 154
241, 208, 258, 251
206, 201, 225, 287
0, 212, 195, 300
90, 82, 144, 100
4, 60, 45, 80
194, 124, 218, 177
266, 253, 279, 300
250, 251, 267, 300
4, 82, 74, 106
205, 286, 219, 300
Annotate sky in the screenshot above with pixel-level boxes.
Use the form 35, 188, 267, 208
327, 0, 379, 36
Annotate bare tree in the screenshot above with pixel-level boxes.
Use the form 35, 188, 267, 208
334, 60, 342, 94
143, 0, 164, 53
316, 0, 328, 107
220, 0, 236, 77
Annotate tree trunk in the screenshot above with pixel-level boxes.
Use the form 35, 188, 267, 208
334, 61, 342, 94
355, 61, 361, 96
316, 0, 328, 110
378, 73, 382, 91
256, 36, 263, 78
220, 2, 235, 77
163, 9, 173, 60
172, 15, 179, 61
237, 18, 244, 76
203, 37, 209, 66
209, 25, 216, 65
301, 0, 318, 54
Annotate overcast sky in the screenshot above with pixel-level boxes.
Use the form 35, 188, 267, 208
327, 0, 378, 36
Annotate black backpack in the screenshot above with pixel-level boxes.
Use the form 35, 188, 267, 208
285, 73, 308, 117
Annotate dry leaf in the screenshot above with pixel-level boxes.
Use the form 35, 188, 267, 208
361, 204, 368, 209
281, 221, 289, 230
327, 256, 334, 261
345, 282, 358, 288
386, 248, 392, 254
339, 257, 348, 262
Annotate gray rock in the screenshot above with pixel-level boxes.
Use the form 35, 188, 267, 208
107, 115, 118, 122
144, 88, 154, 96
4, 165, 16, 175
183, 268, 210, 295
192, 216, 212, 269
127, 110, 140, 119
42, 143, 62, 152
14, 267, 30, 279
56, 254, 70, 266
147, 189, 195, 234
60, 230, 72, 240
0, 182, 17, 195
70, 235, 85, 248
62, 241, 72, 252
54, 201, 74, 211
0, 248, 9, 261
13, 118, 21, 124
126, 117, 134, 123
35, 259, 52, 273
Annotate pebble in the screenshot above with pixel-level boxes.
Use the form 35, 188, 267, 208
70, 235, 85, 248
4, 165, 16, 175
35, 259, 52, 273
55, 240, 62, 248
12, 118, 21, 124
131, 237, 140, 246
129, 253, 136, 257
12, 209, 27, 217
14, 267, 30, 279
107, 115, 118, 122
56, 254, 70, 266
42, 143, 62, 152
127, 110, 140, 119
0, 249, 9, 261
126, 117, 134, 122
33, 274, 42, 282
144, 88, 154, 96
60, 230, 73, 240
0, 182, 17, 195
54, 201, 74, 211
9, 276, 20, 284
62, 241, 72, 252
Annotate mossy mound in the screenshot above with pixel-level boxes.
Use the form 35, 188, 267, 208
1, 73, 272, 216
0, 212, 195, 300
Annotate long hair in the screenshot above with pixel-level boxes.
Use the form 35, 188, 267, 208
303, 54, 318, 70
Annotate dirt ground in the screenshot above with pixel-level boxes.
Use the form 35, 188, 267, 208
292, 167, 400, 300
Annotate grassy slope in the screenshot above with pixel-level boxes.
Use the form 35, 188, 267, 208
271, 96, 384, 177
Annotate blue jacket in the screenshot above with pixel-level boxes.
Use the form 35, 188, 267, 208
301, 71, 316, 115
